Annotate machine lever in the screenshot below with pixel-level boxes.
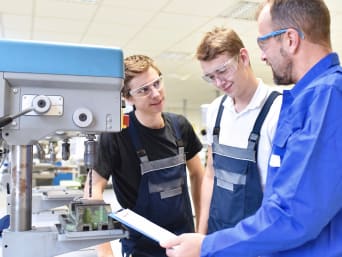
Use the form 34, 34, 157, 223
0, 108, 33, 128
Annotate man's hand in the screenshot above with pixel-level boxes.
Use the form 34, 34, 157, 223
160, 233, 205, 257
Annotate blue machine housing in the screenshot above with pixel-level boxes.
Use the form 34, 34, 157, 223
0, 39, 124, 145
0, 39, 124, 78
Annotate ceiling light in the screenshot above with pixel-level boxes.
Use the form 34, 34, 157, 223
55, 0, 98, 4
219, 1, 260, 20
166, 73, 191, 81
158, 51, 192, 61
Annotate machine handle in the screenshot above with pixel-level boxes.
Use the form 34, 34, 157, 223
0, 108, 33, 128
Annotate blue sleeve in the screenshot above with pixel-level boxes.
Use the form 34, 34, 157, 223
201, 82, 342, 256
0, 215, 10, 236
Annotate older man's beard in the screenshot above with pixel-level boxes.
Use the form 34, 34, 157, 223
273, 48, 294, 85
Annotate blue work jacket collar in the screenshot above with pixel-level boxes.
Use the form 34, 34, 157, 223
291, 52, 340, 98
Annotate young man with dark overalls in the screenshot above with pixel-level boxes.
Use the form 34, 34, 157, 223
84, 55, 204, 257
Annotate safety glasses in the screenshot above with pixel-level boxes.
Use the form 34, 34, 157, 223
257, 28, 304, 50
202, 56, 238, 84
129, 76, 163, 97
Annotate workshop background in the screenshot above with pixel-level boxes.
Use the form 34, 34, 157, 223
0, 0, 341, 131
0, 0, 341, 257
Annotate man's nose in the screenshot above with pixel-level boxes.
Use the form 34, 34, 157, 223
214, 76, 225, 88
150, 86, 160, 97
260, 50, 267, 62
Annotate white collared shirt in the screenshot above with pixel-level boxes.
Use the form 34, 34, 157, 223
206, 80, 282, 187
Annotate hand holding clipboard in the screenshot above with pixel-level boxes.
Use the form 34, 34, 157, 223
109, 209, 177, 243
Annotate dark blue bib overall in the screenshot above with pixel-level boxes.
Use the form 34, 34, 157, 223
208, 92, 280, 233
122, 113, 194, 257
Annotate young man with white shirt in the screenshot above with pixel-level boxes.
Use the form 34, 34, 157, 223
195, 27, 282, 234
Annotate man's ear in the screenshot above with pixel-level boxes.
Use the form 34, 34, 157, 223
285, 28, 302, 53
239, 48, 251, 66
124, 97, 133, 107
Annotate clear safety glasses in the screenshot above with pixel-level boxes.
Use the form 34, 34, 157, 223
129, 75, 163, 97
202, 56, 238, 84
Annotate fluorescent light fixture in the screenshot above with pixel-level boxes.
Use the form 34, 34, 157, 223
55, 0, 98, 4
219, 1, 260, 20
158, 51, 192, 61
166, 73, 191, 81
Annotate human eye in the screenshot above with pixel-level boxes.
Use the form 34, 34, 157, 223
257, 40, 266, 50
202, 73, 215, 83
152, 79, 161, 89
217, 66, 227, 74
136, 85, 150, 95
205, 73, 216, 81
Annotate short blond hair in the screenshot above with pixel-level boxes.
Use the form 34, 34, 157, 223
196, 27, 245, 61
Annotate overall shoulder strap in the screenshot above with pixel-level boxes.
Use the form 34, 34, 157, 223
213, 95, 228, 137
248, 91, 281, 150
127, 112, 148, 161
165, 113, 184, 148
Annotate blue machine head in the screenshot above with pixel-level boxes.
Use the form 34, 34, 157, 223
0, 39, 124, 145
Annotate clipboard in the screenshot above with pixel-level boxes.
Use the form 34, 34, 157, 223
109, 208, 176, 243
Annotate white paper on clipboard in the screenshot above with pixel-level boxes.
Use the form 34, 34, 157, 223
109, 208, 176, 243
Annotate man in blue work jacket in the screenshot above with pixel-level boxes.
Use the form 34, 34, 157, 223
160, 0, 342, 256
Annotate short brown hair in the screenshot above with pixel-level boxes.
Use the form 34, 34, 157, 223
257, 0, 331, 48
196, 27, 245, 61
122, 55, 161, 98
